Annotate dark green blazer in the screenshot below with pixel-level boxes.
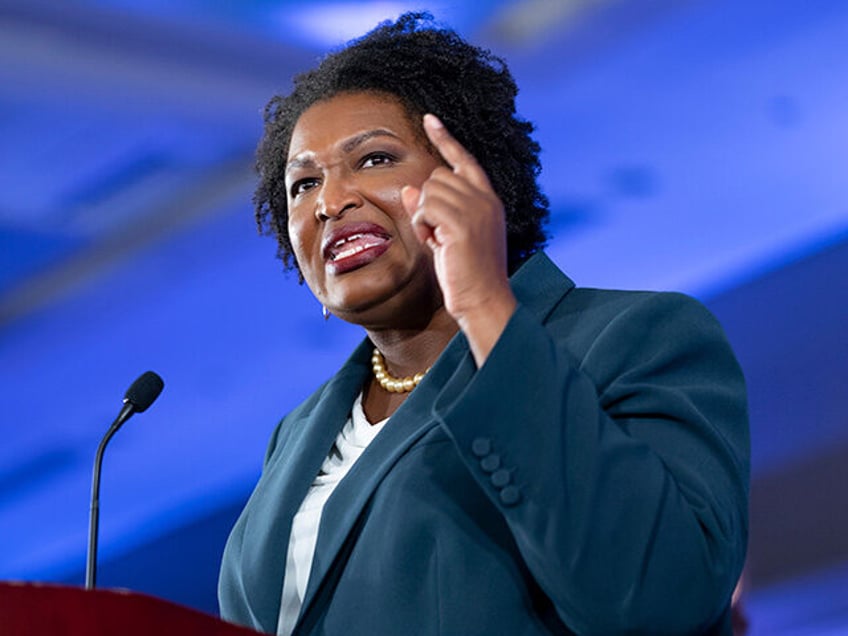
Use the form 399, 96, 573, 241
219, 252, 749, 635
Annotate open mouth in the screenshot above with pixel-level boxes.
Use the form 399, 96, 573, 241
328, 233, 387, 261
323, 224, 391, 274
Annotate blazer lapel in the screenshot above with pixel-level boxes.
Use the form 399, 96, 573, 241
295, 331, 473, 629
246, 342, 372, 634
511, 251, 576, 320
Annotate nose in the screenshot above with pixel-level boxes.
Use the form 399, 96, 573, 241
315, 173, 362, 221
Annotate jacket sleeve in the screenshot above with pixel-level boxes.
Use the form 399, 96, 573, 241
432, 291, 749, 635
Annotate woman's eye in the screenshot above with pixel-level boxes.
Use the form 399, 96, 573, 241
290, 178, 318, 197
361, 152, 394, 168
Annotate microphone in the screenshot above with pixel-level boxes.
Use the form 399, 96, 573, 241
85, 371, 164, 590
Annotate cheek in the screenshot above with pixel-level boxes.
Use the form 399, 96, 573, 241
367, 178, 411, 223
287, 220, 325, 295
287, 219, 317, 278
287, 210, 314, 250
364, 178, 403, 207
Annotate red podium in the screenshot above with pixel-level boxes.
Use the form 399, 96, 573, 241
0, 582, 265, 635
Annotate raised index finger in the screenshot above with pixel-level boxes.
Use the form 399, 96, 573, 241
423, 114, 491, 190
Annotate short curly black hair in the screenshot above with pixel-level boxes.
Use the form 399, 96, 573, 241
254, 11, 549, 275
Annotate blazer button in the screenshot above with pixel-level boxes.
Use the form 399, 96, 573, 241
499, 486, 521, 506
480, 454, 501, 473
490, 469, 511, 488
471, 438, 492, 457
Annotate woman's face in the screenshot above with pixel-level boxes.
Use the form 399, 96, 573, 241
286, 92, 444, 326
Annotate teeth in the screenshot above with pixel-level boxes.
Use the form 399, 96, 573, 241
333, 233, 363, 248
333, 237, 383, 261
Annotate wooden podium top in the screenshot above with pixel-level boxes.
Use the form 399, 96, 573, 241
0, 582, 266, 635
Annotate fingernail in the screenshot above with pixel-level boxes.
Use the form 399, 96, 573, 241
424, 113, 444, 129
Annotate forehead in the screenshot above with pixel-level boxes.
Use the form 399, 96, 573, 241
288, 92, 420, 160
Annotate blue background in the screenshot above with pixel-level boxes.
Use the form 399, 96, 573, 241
1, 1, 847, 633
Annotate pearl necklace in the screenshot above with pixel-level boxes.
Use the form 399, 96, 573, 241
371, 348, 428, 393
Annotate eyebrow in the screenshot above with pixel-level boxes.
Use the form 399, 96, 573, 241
286, 128, 401, 174
342, 128, 399, 153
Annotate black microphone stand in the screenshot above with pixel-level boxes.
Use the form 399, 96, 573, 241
85, 401, 134, 590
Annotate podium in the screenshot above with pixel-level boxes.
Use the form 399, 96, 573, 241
0, 582, 265, 635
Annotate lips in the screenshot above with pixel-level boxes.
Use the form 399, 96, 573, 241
322, 222, 391, 274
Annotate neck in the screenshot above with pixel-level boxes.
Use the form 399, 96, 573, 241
365, 306, 459, 379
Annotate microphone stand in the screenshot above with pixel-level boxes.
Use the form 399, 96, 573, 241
85, 402, 133, 590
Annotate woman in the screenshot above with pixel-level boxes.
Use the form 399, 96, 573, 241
219, 13, 749, 636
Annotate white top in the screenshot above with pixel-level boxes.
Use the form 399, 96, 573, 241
277, 392, 388, 636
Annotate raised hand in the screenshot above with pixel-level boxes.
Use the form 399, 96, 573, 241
401, 114, 517, 366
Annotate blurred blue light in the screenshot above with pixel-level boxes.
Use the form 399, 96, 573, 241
278, 2, 454, 48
